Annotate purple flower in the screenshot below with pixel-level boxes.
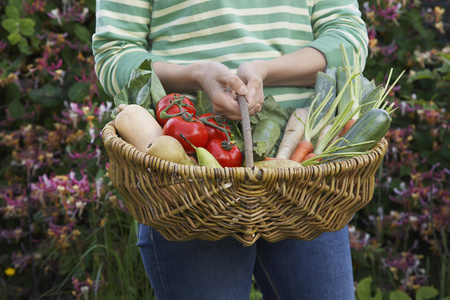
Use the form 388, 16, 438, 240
380, 41, 398, 63
377, 3, 402, 21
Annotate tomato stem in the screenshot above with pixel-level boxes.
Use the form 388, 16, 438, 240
181, 111, 196, 122
220, 140, 233, 151
197, 114, 231, 141
179, 133, 197, 150
159, 95, 195, 120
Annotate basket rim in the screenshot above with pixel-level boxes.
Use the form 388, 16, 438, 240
102, 120, 388, 180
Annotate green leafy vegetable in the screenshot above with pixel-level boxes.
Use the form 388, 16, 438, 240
195, 90, 213, 115
110, 59, 166, 119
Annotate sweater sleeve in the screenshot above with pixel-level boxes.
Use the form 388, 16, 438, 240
92, 0, 159, 97
307, 0, 369, 70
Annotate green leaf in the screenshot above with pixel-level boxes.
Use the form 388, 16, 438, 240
8, 0, 23, 9
96, 81, 113, 102
413, 131, 434, 154
407, 70, 440, 83
6, 5, 20, 20
195, 90, 213, 115
127, 73, 152, 106
356, 277, 383, 300
127, 59, 166, 109
68, 82, 90, 102
441, 129, 450, 160
2, 18, 18, 32
85, 0, 96, 12
8, 99, 25, 119
29, 84, 63, 107
17, 36, 30, 54
4, 82, 21, 101
415, 286, 438, 300
19, 18, 35, 36
400, 164, 412, 177
150, 62, 166, 105
250, 95, 292, 131
228, 120, 244, 152
74, 24, 91, 43
7, 32, 22, 45
435, 58, 450, 75
110, 88, 130, 119
110, 59, 165, 119
390, 290, 412, 300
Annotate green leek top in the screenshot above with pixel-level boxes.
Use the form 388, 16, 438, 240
93, 0, 368, 108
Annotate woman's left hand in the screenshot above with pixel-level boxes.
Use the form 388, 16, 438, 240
237, 61, 266, 116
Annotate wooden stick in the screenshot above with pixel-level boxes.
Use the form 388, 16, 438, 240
238, 95, 254, 169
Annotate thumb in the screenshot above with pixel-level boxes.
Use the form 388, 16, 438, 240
228, 76, 248, 95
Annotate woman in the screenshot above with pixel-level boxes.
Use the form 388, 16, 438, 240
93, 1, 368, 299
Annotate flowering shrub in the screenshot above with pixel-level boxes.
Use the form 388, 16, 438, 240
351, 1, 450, 299
0, 1, 153, 299
0, 0, 449, 299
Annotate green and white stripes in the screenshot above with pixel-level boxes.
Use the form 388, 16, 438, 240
93, 0, 368, 108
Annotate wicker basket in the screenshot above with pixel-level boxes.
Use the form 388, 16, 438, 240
102, 99, 388, 246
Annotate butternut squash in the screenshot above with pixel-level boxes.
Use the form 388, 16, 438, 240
114, 104, 163, 152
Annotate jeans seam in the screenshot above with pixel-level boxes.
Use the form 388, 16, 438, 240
256, 254, 282, 300
147, 227, 169, 300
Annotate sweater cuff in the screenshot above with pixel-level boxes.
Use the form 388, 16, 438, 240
307, 37, 352, 69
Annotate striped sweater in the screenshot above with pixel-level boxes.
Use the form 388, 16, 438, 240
93, 0, 368, 108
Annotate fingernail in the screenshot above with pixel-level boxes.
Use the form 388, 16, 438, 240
238, 86, 248, 94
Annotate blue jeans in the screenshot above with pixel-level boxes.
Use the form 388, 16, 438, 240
137, 224, 354, 300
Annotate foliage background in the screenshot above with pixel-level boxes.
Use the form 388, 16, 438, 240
0, 0, 449, 299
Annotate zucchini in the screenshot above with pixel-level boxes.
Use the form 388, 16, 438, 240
252, 119, 281, 161
334, 109, 391, 153
359, 86, 383, 116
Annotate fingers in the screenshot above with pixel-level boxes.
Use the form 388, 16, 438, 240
197, 61, 264, 120
211, 93, 241, 120
244, 77, 264, 115
227, 76, 248, 96
204, 81, 242, 120
236, 61, 265, 116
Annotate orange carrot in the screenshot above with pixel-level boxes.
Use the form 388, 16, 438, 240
340, 118, 357, 136
263, 157, 284, 161
290, 140, 314, 162
301, 153, 321, 162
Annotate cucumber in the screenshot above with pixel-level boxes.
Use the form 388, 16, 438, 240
252, 119, 281, 161
334, 109, 391, 153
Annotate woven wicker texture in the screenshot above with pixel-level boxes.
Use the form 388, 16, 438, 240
102, 120, 387, 246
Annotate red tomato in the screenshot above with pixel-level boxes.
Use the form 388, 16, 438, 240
156, 93, 196, 126
205, 139, 243, 168
163, 115, 208, 154
198, 113, 231, 141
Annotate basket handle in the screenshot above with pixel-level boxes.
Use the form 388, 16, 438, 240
238, 95, 254, 169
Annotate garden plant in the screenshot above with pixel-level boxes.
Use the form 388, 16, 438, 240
0, 0, 449, 299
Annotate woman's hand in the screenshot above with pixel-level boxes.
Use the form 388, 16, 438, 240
237, 61, 266, 116
153, 61, 267, 120
193, 61, 249, 120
